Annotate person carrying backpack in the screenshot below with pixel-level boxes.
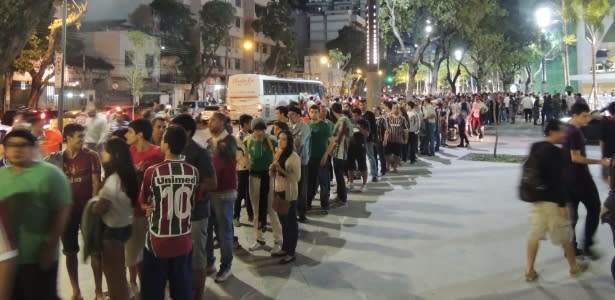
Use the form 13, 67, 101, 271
521, 119, 588, 282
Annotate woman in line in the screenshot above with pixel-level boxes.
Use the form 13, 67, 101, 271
92, 137, 138, 300
270, 130, 301, 264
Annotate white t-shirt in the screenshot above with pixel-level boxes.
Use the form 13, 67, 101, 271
193, 128, 212, 147
84, 114, 108, 145
99, 173, 133, 228
504, 97, 510, 108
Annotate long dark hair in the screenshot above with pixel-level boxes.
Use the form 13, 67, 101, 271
103, 137, 139, 207
277, 130, 294, 169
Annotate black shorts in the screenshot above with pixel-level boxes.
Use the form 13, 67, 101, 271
61, 213, 81, 255
385, 143, 402, 156
102, 223, 132, 243
347, 143, 367, 171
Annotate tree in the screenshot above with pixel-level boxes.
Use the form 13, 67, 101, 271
149, 0, 200, 92
328, 49, 352, 95
0, 0, 54, 78
570, 0, 612, 109
129, 4, 154, 32
124, 31, 159, 107
326, 26, 366, 71
11, 0, 87, 108
380, 0, 498, 97
200, 0, 235, 77
557, 0, 577, 86
252, 0, 296, 74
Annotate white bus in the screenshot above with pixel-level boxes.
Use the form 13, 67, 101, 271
226, 74, 326, 121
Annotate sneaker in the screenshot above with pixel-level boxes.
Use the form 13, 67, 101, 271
248, 240, 266, 251
271, 243, 282, 254
347, 183, 354, 191
583, 248, 602, 261
372, 177, 378, 183
233, 218, 241, 227
214, 269, 233, 283
359, 184, 367, 193
570, 262, 589, 277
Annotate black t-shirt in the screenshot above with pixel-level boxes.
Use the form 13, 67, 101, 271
530, 141, 566, 206
182, 141, 216, 220
562, 124, 590, 182
363, 111, 377, 143
600, 118, 615, 157
351, 119, 369, 146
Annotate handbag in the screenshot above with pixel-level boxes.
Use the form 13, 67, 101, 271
271, 164, 290, 215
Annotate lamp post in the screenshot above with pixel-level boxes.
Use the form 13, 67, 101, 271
536, 6, 552, 95
58, 0, 67, 135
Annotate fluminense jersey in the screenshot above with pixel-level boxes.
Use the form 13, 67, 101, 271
140, 160, 199, 258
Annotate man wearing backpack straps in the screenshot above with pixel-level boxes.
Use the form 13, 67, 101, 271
524, 120, 588, 282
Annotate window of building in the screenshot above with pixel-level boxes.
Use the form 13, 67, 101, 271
235, 17, 241, 28
145, 55, 154, 68
235, 0, 241, 7
235, 59, 241, 70
125, 51, 134, 67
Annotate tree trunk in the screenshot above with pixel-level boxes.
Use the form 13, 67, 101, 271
525, 64, 532, 93
562, 21, 571, 86
590, 40, 598, 110
406, 63, 417, 98
4, 72, 12, 111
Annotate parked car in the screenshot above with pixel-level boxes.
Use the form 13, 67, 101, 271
199, 105, 222, 121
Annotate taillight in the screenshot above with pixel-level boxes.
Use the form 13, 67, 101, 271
257, 104, 263, 112
226, 105, 231, 111
40, 112, 46, 119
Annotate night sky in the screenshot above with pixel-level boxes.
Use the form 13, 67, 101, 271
85, 0, 151, 21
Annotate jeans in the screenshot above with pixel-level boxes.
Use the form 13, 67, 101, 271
278, 200, 299, 256
609, 223, 615, 281
333, 158, 348, 202
141, 249, 192, 300
307, 157, 331, 209
408, 132, 418, 162
298, 165, 308, 219
249, 176, 282, 242
206, 191, 236, 272
365, 142, 377, 178
568, 178, 601, 250
524, 109, 532, 122
424, 122, 435, 155
434, 126, 440, 152
234, 170, 253, 220
374, 142, 386, 174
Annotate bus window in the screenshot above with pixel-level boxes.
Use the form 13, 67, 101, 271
298, 83, 306, 93
318, 85, 326, 98
276, 81, 289, 94
288, 82, 298, 94
264, 80, 275, 95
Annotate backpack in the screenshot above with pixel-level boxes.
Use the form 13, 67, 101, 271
519, 154, 546, 202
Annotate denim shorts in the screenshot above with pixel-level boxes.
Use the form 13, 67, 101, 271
102, 223, 132, 243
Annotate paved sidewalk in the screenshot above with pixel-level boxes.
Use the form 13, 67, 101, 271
58, 122, 615, 299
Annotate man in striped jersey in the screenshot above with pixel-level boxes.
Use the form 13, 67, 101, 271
139, 125, 200, 300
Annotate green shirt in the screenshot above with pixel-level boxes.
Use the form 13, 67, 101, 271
309, 121, 332, 160
0, 161, 73, 264
246, 135, 278, 172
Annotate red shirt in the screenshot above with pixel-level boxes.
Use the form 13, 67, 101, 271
206, 133, 237, 192
63, 149, 101, 216
140, 160, 198, 258
130, 144, 164, 216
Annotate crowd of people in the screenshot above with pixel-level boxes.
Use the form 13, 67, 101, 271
0, 89, 613, 299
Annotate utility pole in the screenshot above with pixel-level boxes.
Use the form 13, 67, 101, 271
58, 0, 67, 136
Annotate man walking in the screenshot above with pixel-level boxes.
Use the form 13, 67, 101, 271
563, 103, 609, 258
307, 105, 335, 212
0, 129, 72, 299
347, 108, 370, 192
84, 106, 108, 153
524, 120, 589, 282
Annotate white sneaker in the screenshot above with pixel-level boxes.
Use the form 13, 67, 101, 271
359, 184, 367, 193
233, 218, 241, 227
248, 240, 266, 251
271, 243, 282, 254
214, 269, 233, 283
347, 183, 354, 191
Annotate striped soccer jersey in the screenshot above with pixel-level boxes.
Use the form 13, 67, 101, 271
140, 160, 200, 258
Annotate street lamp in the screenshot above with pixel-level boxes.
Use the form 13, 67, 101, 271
319, 55, 329, 65
536, 6, 551, 95
243, 40, 255, 73
454, 49, 463, 62
425, 25, 433, 34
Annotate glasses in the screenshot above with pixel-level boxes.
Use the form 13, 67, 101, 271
5, 142, 33, 148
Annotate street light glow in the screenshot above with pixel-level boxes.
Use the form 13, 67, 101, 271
243, 40, 254, 50
535, 7, 552, 29
454, 49, 463, 61
356, 68, 362, 74
425, 25, 433, 33
378, 70, 383, 76
320, 56, 329, 65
